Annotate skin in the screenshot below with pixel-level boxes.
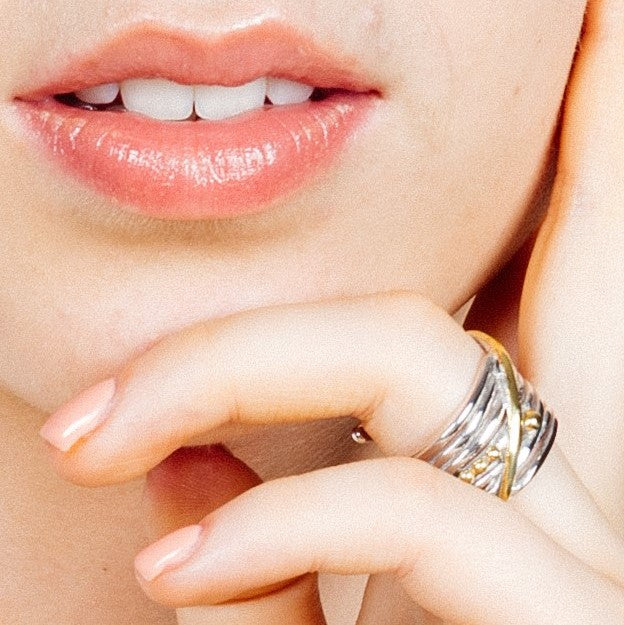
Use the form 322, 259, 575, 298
0, 0, 613, 623
0, 0, 585, 412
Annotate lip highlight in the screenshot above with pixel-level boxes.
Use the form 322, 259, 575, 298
13, 22, 380, 220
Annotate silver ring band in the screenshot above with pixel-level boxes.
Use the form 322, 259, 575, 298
414, 342, 557, 497
351, 332, 558, 500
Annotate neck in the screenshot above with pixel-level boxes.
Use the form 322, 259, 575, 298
0, 385, 173, 624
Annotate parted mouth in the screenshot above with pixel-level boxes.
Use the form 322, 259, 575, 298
11, 19, 381, 220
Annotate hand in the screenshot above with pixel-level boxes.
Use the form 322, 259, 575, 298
37, 1, 624, 623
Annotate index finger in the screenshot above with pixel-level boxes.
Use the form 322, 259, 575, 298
38, 291, 482, 486
520, 0, 624, 527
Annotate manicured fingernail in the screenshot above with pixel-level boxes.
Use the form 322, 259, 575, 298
39, 377, 117, 452
135, 525, 203, 582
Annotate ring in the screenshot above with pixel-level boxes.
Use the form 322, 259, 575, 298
351, 331, 558, 500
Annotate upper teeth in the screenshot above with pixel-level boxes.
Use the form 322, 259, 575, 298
75, 77, 315, 121
120, 79, 194, 121
75, 82, 121, 105
194, 77, 267, 121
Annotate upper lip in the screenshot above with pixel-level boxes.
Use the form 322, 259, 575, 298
16, 18, 380, 101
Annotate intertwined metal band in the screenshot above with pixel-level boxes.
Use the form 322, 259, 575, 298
351, 332, 558, 500
417, 332, 558, 499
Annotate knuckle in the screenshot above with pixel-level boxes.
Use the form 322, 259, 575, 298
371, 290, 445, 364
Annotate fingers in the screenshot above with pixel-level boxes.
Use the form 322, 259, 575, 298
39, 291, 482, 485
143, 445, 262, 540
519, 0, 624, 524
175, 577, 325, 625
133, 458, 624, 624
559, 0, 624, 177
141, 445, 326, 625
38, 287, 624, 576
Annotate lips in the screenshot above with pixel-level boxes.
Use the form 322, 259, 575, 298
12, 21, 380, 220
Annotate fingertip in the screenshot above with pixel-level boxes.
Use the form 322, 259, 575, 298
134, 524, 204, 583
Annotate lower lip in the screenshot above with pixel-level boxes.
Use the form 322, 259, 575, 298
13, 93, 376, 220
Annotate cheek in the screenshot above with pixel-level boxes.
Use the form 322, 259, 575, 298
376, 0, 585, 288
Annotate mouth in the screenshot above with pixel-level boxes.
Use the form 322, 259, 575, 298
11, 21, 381, 221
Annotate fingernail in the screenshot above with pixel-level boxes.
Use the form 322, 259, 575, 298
135, 525, 203, 582
39, 377, 117, 452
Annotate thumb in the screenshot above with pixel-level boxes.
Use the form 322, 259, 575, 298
141, 444, 327, 625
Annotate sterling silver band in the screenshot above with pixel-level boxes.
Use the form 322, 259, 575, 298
413, 347, 557, 497
351, 333, 558, 499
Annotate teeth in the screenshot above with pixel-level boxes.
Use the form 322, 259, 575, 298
195, 77, 267, 121
120, 78, 194, 121
76, 83, 120, 105
266, 78, 314, 105
76, 77, 316, 121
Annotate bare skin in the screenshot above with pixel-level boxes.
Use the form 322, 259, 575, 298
0, 1, 597, 623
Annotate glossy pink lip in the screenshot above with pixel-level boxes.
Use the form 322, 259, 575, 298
13, 22, 380, 220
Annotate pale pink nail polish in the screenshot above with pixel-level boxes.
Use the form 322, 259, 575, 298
39, 377, 117, 452
135, 525, 204, 582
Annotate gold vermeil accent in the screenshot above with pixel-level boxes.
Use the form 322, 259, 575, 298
458, 469, 476, 483
487, 447, 502, 460
522, 411, 541, 431
473, 458, 489, 474
467, 331, 522, 501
